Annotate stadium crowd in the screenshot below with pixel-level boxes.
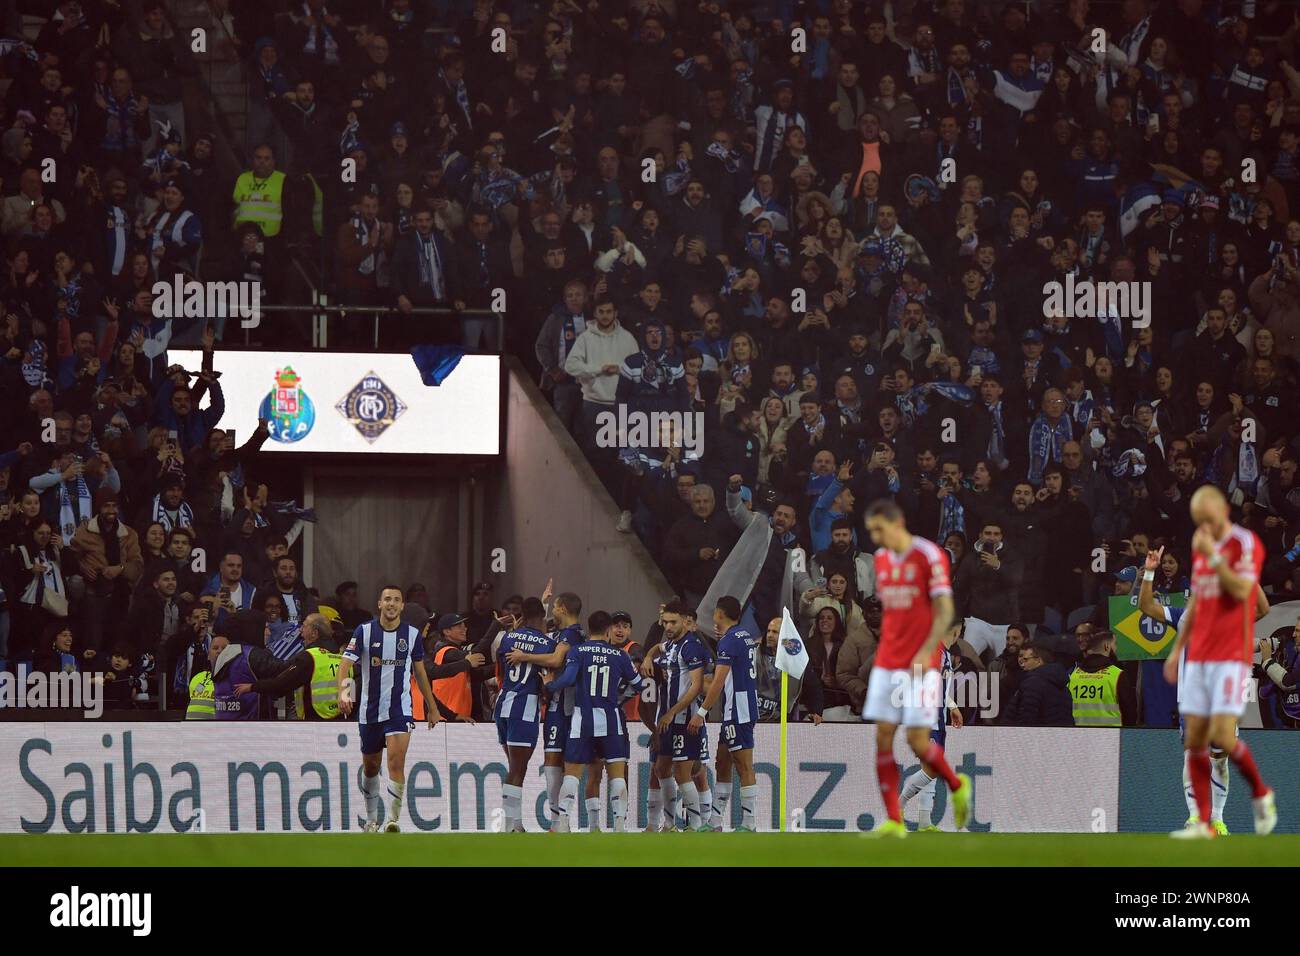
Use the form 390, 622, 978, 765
0, 0, 1297, 729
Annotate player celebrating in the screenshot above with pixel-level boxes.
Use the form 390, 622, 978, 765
898, 626, 963, 831
863, 500, 971, 837
506, 591, 582, 829
651, 599, 713, 831
546, 610, 645, 832
689, 596, 760, 832
337, 584, 442, 832
494, 597, 556, 832
1164, 487, 1277, 838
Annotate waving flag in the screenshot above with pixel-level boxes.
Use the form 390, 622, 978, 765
775, 607, 809, 679
1119, 181, 1161, 238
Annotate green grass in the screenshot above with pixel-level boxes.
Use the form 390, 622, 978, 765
5, 833, 1299, 867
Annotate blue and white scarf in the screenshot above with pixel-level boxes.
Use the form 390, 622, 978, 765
895, 382, 974, 429
1028, 414, 1072, 484
987, 401, 1007, 468
938, 483, 966, 543
57, 475, 91, 545
151, 493, 195, 533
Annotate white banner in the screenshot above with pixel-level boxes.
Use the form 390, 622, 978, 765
169, 351, 500, 455
0, 723, 1118, 834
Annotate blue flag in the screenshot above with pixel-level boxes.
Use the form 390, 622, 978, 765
411, 344, 465, 386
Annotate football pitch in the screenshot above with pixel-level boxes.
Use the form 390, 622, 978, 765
5, 832, 1299, 867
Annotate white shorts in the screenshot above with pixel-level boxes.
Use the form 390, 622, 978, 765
1178, 661, 1251, 718
863, 667, 941, 729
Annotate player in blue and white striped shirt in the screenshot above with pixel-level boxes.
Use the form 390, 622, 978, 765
338, 585, 442, 832
545, 610, 644, 831
506, 590, 582, 827
651, 599, 713, 830
898, 636, 962, 830
493, 597, 556, 832
690, 596, 761, 831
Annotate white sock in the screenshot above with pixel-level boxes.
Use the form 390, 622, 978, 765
916, 775, 937, 827
679, 780, 702, 829
698, 787, 713, 822
647, 787, 663, 828
586, 797, 602, 831
900, 769, 929, 810
502, 783, 523, 832
385, 779, 405, 826
710, 781, 732, 828
660, 776, 678, 828
1182, 752, 1198, 820
739, 784, 758, 830
544, 765, 563, 816
555, 775, 579, 831
361, 773, 381, 825
610, 778, 628, 832
1211, 755, 1230, 822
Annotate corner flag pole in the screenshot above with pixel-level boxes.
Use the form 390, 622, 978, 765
779, 670, 789, 832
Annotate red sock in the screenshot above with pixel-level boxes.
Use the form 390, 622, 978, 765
1187, 748, 1212, 824
876, 752, 901, 823
921, 741, 961, 791
1229, 741, 1269, 799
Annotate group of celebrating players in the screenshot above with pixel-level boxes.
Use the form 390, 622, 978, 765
331, 485, 1276, 838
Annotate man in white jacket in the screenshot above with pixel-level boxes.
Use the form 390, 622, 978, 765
563, 298, 637, 475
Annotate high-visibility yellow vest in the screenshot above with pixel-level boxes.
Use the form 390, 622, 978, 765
187, 671, 215, 720
232, 169, 286, 237
1068, 665, 1122, 727
295, 647, 342, 719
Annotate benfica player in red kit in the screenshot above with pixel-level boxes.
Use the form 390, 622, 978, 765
1163, 486, 1277, 839
863, 500, 971, 837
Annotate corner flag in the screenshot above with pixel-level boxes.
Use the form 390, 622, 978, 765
775, 607, 809, 679
776, 606, 808, 833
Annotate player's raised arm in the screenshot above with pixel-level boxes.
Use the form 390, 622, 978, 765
509, 641, 569, 669
412, 659, 443, 728
1137, 546, 1165, 621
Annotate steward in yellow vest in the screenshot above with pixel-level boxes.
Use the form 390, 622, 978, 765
186, 669, 215, 719
1069, 631, 1135, 727
240, 613, 345, 720
232, 146, 287, 237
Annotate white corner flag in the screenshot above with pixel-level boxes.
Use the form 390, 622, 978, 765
775, 607, 809, 679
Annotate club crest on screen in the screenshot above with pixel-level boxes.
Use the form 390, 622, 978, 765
336, 372, 407, 444
259, 366, 316, 444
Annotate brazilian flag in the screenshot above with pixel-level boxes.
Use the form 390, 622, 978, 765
1108, 593, 1186, 661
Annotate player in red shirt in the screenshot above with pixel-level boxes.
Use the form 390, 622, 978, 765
1163, 486, 1277, 838
862, 499, 971, 837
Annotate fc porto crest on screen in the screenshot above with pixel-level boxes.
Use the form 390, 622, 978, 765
258, 366, 316, 443
336, 372, 407, 443
781, 636, 803, 657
